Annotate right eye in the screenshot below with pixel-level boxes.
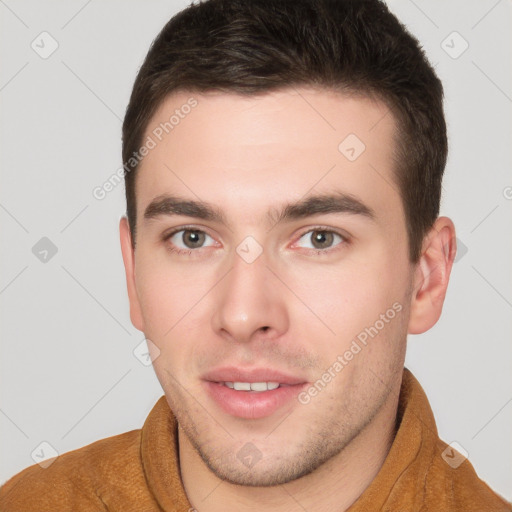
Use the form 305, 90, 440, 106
163, 227, 217, 255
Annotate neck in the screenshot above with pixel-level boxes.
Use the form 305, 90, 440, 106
178, 389, 399, 512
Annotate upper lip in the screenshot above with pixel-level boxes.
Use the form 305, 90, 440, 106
202, 366, 308, 385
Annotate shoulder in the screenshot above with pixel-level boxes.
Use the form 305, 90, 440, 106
0, 429, 149, 511
425, 437, 512, 511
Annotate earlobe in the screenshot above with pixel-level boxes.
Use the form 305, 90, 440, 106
119, 216, 145, 332
408, 216, 457, 335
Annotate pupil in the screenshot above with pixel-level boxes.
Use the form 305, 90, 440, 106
313, 231, 332, 249
185, 230, 204, 248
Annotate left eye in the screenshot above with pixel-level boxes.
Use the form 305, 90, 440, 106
296, 229, 345, 251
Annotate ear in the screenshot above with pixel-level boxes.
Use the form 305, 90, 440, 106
119, 216, 145, 332
408, 216, 457, 335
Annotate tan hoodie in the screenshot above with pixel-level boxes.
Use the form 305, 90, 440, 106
0, 368, 510, 511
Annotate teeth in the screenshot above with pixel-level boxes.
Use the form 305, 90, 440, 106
224, 382, 280, 392
233, 382, 251, 391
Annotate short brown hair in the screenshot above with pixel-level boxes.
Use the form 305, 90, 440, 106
122, 0, 447, 263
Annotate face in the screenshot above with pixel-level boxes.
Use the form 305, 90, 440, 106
121, 87, 419, 486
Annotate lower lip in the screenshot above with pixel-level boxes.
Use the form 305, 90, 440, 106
203, 381, 308, 419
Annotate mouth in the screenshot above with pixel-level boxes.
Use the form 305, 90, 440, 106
202, 367, 308, 419
215, 381, 290, 391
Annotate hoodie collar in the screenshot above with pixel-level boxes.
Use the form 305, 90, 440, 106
141, 368, 436, 511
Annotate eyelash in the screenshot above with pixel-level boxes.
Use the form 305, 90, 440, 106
162, 225, 349, 257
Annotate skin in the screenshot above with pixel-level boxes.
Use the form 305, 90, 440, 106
119, 87, 456, 512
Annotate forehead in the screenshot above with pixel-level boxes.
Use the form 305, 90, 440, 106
135, 87, 402, 229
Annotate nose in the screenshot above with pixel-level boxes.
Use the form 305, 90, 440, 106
211, 245, 289, 345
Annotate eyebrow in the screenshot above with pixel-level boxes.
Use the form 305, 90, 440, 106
143, 191, 376, 228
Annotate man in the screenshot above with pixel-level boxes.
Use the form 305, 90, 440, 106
1, 0, 510, 510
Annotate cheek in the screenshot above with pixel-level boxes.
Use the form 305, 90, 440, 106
133, 251, 219, 361
136, 281, 174, 337
307, 251, 402, 314
133, 251, 186, 338
292, 251, 408, 357
135, 261, 198, 383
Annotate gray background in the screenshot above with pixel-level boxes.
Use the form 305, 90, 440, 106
1, 0, 511, 501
